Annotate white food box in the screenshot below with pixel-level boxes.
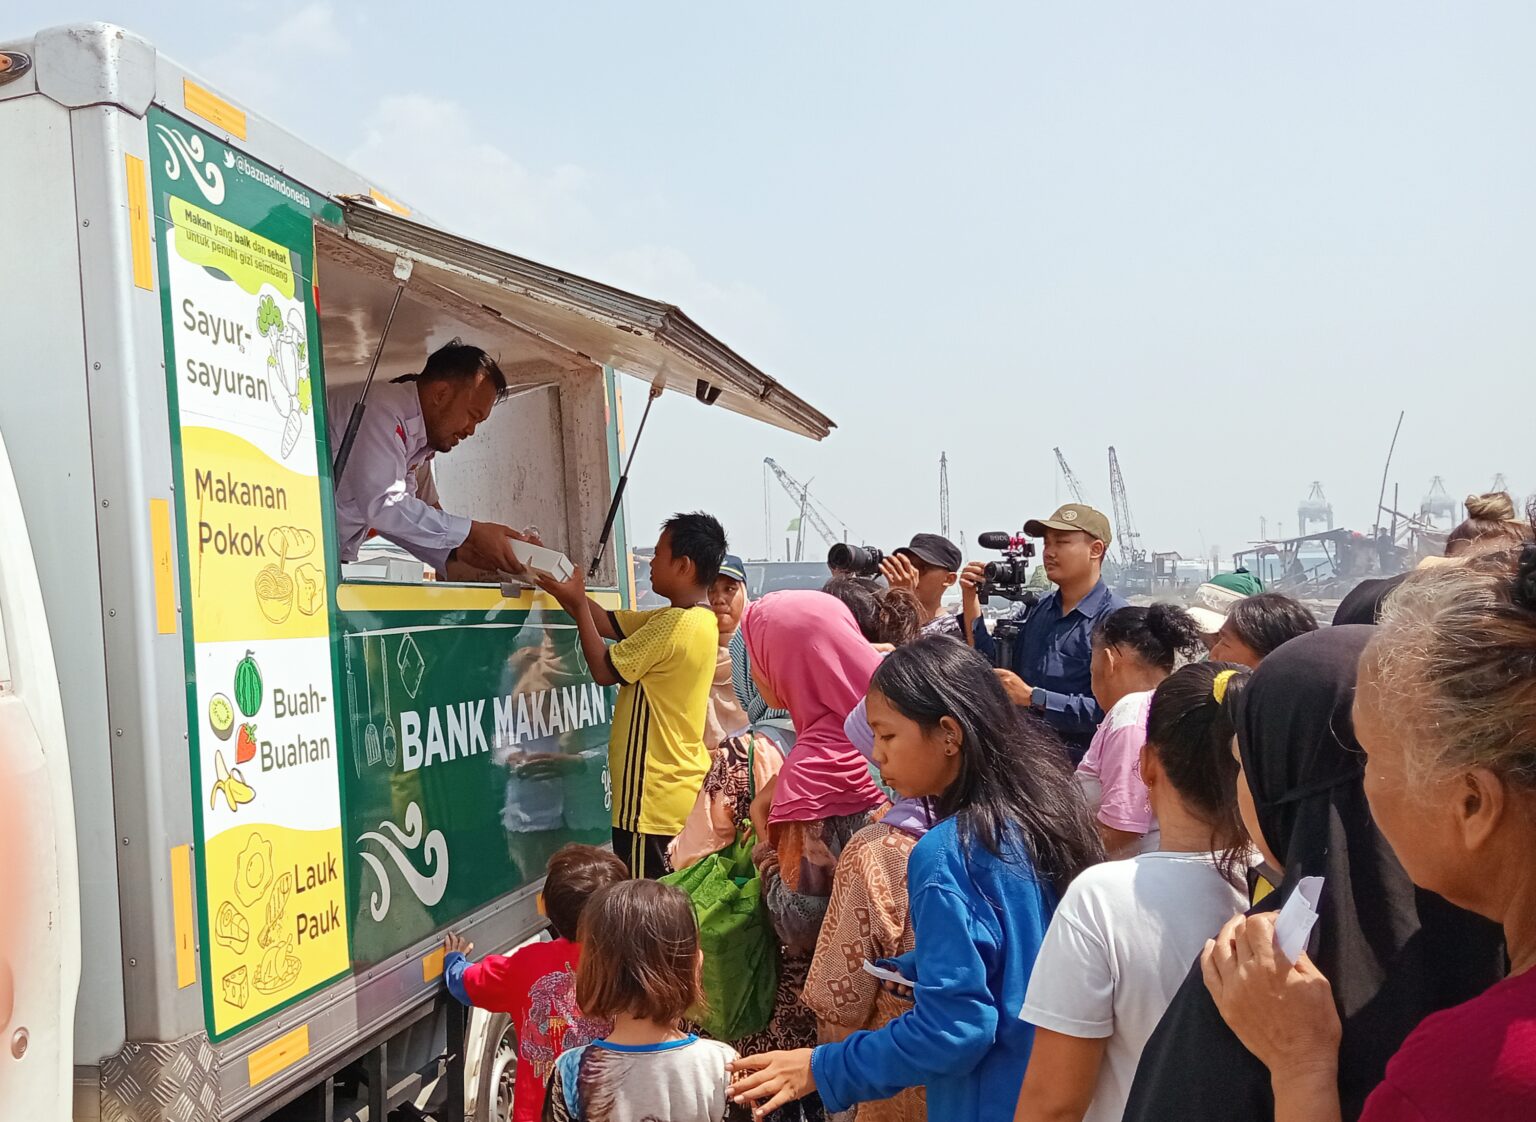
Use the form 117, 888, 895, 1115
508, 539, 576, 583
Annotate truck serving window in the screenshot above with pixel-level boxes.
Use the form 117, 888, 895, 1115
315, 230, 610, 586
312, 202, 834, 588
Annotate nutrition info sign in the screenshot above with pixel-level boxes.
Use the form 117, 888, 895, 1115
149, 106, 350, 1038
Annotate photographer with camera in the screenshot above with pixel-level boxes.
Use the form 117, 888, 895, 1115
962, 504, 1128, 763
829, 534, 965, 640
879, 533, 965, 640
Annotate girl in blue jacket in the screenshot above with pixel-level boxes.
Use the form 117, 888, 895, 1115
731, 637, 1104, 1122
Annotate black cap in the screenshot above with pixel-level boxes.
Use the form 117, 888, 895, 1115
896, 533, 963, 572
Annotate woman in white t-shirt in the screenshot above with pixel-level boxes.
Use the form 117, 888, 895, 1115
1076, 604, 1206, 859
1015, 661, 1253, 1122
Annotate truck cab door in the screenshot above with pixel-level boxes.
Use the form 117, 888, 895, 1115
0, 428, 81, 1119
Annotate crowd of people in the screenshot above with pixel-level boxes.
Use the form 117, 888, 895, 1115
441, 493, 1536, 1122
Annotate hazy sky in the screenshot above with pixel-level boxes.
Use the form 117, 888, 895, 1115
13, 3, 1535, 564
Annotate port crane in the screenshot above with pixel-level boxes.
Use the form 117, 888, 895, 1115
1107, 446, 1146, 567
1421, 476, 1457, 525
940, 452, 952, 539
1298, 482, 1334, 535
763, 458, 854, 560
1054, 447, 1088, 505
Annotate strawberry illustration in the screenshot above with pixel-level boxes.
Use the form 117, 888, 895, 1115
236, 723, 258, 765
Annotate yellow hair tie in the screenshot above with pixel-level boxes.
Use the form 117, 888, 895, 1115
1212, 668, 1237, 705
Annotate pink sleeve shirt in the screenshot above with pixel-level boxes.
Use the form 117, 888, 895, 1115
1075, 691, 1155, 834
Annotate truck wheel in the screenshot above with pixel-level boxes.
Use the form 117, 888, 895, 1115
473, 1012, 517, 1122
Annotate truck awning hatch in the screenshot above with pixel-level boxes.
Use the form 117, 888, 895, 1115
338, 203, 833, 440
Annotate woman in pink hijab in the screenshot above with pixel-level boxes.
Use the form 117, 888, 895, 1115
741, 590, 889, 955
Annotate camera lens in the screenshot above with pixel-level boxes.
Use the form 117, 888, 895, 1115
827, 544, 884, 577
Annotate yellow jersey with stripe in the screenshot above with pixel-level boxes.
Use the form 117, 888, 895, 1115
607, 606, 719, 835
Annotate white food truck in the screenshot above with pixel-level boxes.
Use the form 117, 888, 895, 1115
0, 22, 832, 1121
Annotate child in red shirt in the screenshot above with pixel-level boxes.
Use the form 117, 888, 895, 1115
444, 844, 629, 1122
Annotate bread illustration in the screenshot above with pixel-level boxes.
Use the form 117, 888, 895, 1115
268, 526, 316, 563
294, 562, 325, 616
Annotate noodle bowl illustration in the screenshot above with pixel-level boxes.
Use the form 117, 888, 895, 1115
255, 565, 294, 623
254, 526, 316, 625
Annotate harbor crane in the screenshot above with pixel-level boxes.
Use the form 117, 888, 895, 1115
1054, 447, 1087, 505
763, 457, 853, 559
940, 452, 952, 539
1298, 482, 1334, 535
1420, 476, 1457, 525
1107, 446, 1146, 567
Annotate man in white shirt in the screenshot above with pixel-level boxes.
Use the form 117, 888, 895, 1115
328, 339, 528, 579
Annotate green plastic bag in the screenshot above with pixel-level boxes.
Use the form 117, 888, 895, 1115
660, 753, 779, 1041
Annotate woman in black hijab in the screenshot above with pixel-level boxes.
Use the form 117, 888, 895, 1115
1122, 625, 1504, 1122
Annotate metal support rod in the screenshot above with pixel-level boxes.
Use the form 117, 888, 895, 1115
365, 1040, 387, 1122
589, 382, 663, 579
1372, 410, 1405, 539
333, 257, 413, 487
444, 996, 467, 1122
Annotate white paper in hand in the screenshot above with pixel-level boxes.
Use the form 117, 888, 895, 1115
1273, 876, 1324, 964
861, 960, 915, 987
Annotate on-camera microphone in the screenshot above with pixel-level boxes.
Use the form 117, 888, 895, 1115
974, 530, 1035, 608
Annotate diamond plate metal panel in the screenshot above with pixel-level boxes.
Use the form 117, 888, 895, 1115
100, 1035, 220, 1122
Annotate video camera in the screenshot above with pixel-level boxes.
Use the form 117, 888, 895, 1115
976, 531, 1038, 670
827, 543, 885, 578
976, 531, 1036, 605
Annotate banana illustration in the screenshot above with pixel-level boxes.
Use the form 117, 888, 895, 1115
210, 749, 256, 812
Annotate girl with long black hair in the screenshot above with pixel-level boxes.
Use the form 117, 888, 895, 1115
1016, 661, 1253, 1122
731, 638, 1103, 1122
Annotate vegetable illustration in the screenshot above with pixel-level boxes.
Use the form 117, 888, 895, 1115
236, 723, 258, 765
234, 651, 263, 717
258, 296, 308, 458
256, 294, 283, 337
210, 749, 256, 813
209, 693, 235, 740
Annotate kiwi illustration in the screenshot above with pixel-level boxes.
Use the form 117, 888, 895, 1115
209, 693, 236, 741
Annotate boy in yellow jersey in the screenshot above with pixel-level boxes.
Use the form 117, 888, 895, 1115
538, 513, 726, 878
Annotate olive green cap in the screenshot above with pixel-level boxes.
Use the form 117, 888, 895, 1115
1023, 503, 1113, 546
